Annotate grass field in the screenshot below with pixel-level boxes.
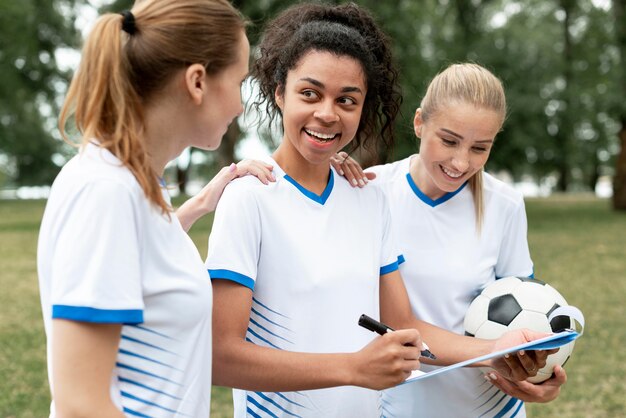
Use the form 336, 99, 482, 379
1, 195, 624, 417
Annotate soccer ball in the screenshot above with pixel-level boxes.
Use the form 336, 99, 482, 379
463, 276, 575, 383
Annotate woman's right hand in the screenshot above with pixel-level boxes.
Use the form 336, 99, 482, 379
350, 328, 422, 390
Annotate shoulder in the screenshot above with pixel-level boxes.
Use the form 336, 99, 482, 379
366, 155, 413, 184
483, 172, 525, 209
53, 143, 144, 200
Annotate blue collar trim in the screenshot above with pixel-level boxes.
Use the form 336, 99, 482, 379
405, 172, 467, 207
284, 170, 334, 205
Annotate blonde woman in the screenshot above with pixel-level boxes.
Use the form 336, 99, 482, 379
334, 63, 566, 417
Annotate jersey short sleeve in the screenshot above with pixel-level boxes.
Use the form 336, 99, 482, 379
50, 179, 144, 323
378, 188, 402, 276
495, 196, 534, 279
206, 180, 261, 290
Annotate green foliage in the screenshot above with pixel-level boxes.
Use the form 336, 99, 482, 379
0, 0, 82, 187
0, 0, 623, 193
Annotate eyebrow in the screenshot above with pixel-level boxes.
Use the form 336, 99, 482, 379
299, 77, 364, 94
440, 128, 494, 144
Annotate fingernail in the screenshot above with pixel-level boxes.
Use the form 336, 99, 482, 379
363, 177, 369, 184
229, 163, 236, 172
351, 179, 358, 186
486, 373, 497, 381
358, 179, 365, 187
519, 350, 525, 356
504, 354, 510, 359
339, 170, 344, 175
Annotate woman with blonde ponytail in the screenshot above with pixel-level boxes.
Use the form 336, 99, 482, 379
333, 63, 566, 417
37, 1, 273, 416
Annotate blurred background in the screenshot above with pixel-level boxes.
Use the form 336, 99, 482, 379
0, 0, 625, 417
1, 0, 625, 203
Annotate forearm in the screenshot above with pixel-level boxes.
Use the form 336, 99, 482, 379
175, 195, 207, 232
213, 338, 355, 391
411, 319, 494, 366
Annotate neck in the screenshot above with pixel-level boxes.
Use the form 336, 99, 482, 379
273, 142, 330, 195
409, 154, 445, 200
143, 101, 185, 176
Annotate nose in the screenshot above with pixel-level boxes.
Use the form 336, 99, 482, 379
451, 150, 470, 172
314, 100, 339, 124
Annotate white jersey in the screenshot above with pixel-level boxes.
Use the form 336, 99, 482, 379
370, 156, 533, 418
206, 159, 400, 418
38, 142, 213, 417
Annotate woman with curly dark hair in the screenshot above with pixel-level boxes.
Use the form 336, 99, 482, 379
206, 3, 553, 417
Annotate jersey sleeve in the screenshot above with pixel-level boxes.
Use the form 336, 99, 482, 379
378, 190, 402, 276
205, 181, 261, 290
495, 197, 534, 279
50, 180, 144, 324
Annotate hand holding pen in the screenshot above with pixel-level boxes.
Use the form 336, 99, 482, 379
359, 314, 437, 360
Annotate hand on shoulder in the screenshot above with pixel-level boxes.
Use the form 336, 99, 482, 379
330, 152, 376, 187
176, 159, 275, 231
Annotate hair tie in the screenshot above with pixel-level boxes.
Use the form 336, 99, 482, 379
120, 10, 137, 35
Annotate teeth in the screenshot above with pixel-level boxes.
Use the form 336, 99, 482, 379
305, 129, 337, 140
442, 166, 463, 178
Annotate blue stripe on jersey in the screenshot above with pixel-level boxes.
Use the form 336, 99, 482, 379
283, 170, 334, 205
121, 391, 179, 414
397, 254, 406, 265
118, 377, 181, 400
116, 362, 182, 386
52, 305, 143, 324
247, 406, 263, 418
121, 335, 178, 355
405, 172, 467, 207
479, 393, 508, 417
247, 394, 280, 418
250, 307, 292, 332
494, 397, 522, 418
247, 327, 283, 349
380, 260, 399, 276
123, 406, 152, 417
275, 392, 307, 409
209, 269, 255, 290
129, 324, 177, 341
511, 400, 524, 417
249, 318, 294, 345
118, 348, 182, 371
253, 297, 291, 319
255, 392, 304, 418
476, 386, 501, 411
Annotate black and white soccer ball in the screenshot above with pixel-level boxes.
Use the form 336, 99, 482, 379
463, 276, 575, 383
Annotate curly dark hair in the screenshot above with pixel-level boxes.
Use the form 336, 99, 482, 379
250, 2, 401, 154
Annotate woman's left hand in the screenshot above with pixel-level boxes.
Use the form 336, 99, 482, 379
176, 159, 274, 231
488, 328, 559, 381
485, 365, 567, 402
330, 151, 376, 187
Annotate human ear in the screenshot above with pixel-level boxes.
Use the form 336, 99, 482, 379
274, 85, 284, 111
414, 108, 423, 138
184, 64, 207, 106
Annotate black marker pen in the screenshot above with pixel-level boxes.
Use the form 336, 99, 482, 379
358, 314, 437, 360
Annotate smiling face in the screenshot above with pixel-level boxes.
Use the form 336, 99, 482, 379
273, 50, 367, 172
413, 102, 502, 199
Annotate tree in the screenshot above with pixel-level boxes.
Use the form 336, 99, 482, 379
0, 0, 82, 187
612, 0, 626, 208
